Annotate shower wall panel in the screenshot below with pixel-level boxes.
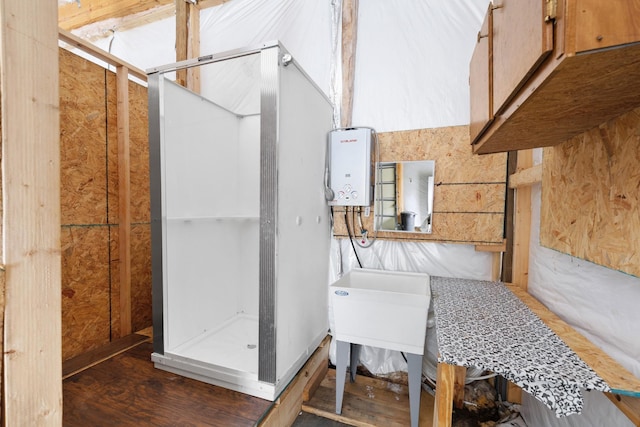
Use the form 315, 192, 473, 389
162, 80, 256, 351
274, 60, 333, 381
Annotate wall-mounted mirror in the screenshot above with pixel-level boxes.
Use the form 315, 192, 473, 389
375, 160, 435, 233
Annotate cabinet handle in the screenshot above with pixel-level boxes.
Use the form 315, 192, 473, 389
477, 32, 489, 43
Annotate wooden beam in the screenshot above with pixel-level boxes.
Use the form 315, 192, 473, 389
197, 0, 231, 10
58, 28, 147, 81
509, 163, 542, 189
512, 149, 532, 290
59, 0, 174, 31
72, 4, 176, 42
187, 2, 201, 93
260, 336, 330, 426
176, 0, 201, 90
1, 0, 62, 424
341, 0, 358, 128
475, 239, 506, 252
176, 0, 188, 86
605, 393, 640, 426
117, 65, 132, 337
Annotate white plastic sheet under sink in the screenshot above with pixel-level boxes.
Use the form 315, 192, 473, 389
330, 268, 430, 355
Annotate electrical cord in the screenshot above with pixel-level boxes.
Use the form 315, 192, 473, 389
344, 208, 363, 268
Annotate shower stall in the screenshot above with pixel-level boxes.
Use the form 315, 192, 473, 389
148, 42, 333, 400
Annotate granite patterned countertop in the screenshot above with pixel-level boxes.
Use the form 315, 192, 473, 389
431, 276, 610, 417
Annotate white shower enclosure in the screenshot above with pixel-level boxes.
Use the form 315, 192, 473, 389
148, 42, 333, 400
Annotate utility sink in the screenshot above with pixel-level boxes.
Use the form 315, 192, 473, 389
330, 268, 430, 355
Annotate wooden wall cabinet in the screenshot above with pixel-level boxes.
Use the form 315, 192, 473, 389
470, 0, 640, 154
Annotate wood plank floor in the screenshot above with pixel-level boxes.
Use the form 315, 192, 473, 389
63, 342, 273, 426
302, 368, 435, 427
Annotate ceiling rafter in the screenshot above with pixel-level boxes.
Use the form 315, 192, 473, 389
59, 0, 174, 31
59, 0, 231, 32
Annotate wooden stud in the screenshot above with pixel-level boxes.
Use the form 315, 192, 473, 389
175, 0, 189, 86
512, 149, 532, 290
433, 362, 466, 427
1, 0, 62, 424
117, 65, 132, 336
175, 0, 200, 90
187, 2, 201, 93
341, 0, 358, 128
0, 266, 4, 421
490, 252, 502, 281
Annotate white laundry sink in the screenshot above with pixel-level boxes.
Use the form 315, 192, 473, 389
330, 268, 430, 355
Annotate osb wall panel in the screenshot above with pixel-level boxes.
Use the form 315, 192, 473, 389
61, 227, 111, 360
131, 225, 152, 331
60, 48, 108, 225
541, 107, 640, 277
437, 184, 505, 213
333, 126, 507, 244
60, 48, 152, 360
380, 126, 507, 183
129, 81, 151, 223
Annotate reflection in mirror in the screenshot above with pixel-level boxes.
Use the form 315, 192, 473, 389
375, 160, 435, 233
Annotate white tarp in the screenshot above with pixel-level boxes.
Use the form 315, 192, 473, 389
352, 0, 490, 131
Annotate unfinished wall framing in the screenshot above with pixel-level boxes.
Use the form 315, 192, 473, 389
540, 106, 640, 278
59, 47, 151, 361
332, 125, 507, 244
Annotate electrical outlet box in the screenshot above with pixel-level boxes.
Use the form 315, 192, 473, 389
327, 128, 374, 207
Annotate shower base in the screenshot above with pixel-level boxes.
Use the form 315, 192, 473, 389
152, 313, 326, 401
151, 313, 275, 399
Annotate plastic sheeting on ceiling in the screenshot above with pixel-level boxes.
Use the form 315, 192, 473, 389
352, 0, 490, 132
85, 0, 491, 133
90, 0, 332, 101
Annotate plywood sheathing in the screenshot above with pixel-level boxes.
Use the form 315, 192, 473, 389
540, 107, 640, 277
61, 227, 111, 360
60, 48, 151, 361
332, 126, 507, 244
60, 48, 109, 226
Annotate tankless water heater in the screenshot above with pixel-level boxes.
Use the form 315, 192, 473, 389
327, 127, 374, 207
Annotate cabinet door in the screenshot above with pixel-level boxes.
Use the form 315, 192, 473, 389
492, 0, 553, 116
469, 5, 492, 144
572, 0, 640, 53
